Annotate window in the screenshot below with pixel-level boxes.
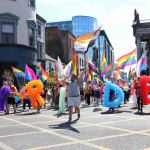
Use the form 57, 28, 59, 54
27, 20, 36, 48
37, 41, 43, 58
28, 0, 35, 8
1, 23, 15, 43
37, 24, 41, 37
0, 13, 19, 43
29, 27, 34, 47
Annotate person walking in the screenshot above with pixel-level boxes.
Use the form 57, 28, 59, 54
5, 81, 17, 114
84, 82, 91, 105
67, 74, 81, 122
134, 77, 142, 112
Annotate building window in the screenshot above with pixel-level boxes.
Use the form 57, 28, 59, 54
37, 24, 41, 37
29, 27, 34, 47
37, 41, 43, 58
27, 20, 36, 48
1, 23, 15, 43
28, 0, 35, 8
0, 13, 19, 43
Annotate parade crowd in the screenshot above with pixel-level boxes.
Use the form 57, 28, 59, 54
0, 70, 147, 122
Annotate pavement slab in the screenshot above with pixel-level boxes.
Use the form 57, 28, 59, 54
91, 134, 150, 150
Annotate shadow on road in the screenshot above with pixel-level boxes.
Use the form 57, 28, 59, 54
49, 119, 80, 133
134, 112, 150, 115
15, 112, 39, 116
101, 110, 132, 115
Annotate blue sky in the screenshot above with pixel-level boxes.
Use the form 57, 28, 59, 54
37, 0, 150, 60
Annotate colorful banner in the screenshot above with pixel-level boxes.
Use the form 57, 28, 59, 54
74, 28, 100, 52
117, 49, 136, 68
25, 65, 37, 81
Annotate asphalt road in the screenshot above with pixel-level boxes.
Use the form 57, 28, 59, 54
1, 100, 150, 150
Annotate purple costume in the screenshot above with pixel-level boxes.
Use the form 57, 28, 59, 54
0, 86, 10, 111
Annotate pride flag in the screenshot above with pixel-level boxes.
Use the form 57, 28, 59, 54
64, 61, 72, 77
128, 68, 136, 81
39, 64, 49, 82
74, 28, 101, 52
71, 52, 77, 76
117, 49, 136, 68
12, 67, 25, 78
25, 65, 37, 81
87, 70, 94, 81
57, 57, 64, 79
55, 62, 58, 80
101, 54, 108, 74
86, 57, 99, 74
105, 63, 112, 78
136, 51, 147, 77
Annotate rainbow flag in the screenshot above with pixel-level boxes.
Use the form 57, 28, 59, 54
128, 68, 136, 81
105, 63, 112, 78
71, 52, 77, 75
55, 62, 58, 80
12, 67, 25, 78
39, 64, 49, 82
117, 49, 136, 68
101, 54, 108, 74
128, 67, 132, 79
87, 70, 94, 81
25, 65, 37, 81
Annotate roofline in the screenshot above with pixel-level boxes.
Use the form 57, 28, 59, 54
100, 30, 114, 50
46, 20, 72, 25
72, 15, 97, 20
36, 14, 47, 23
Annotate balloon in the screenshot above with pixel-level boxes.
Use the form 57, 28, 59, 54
59, 87, 66, 113
140, 75, 150, 104
102, 81, 124, 108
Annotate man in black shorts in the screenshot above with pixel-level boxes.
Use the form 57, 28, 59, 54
5, 81, 16, 114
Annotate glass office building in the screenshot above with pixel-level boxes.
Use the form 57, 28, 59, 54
46, 16, 98, 37
86, 30, 114, 70
72, 16, 98, 37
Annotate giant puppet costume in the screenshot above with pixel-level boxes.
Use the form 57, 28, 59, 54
139, 75, 150, 105
24, 80, 45, 109
0, 86, 10, 111
102, 81, 124, 108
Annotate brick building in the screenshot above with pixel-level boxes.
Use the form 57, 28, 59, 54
45, 26, 75, 64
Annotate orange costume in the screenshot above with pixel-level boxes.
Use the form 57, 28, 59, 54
24, 80, 45, 109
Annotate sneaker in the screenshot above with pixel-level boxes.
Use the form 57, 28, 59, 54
68, 117, 72, 122
4, 112, 9, 115
77, 114, 80, 119
37, 107, 41, 113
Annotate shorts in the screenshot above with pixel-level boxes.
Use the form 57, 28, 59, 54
7, 97, 16, 105
67, 96, 81, 107
94, 91, 101, 98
